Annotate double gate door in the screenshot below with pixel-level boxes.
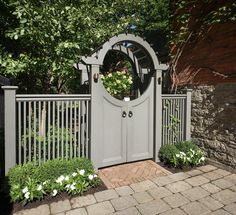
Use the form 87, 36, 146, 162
92, 77, 154, 168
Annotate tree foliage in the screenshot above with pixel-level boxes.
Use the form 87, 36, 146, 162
0, 0, 169, 93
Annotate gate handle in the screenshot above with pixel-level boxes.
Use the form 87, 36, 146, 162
128, 111, 133, 118
122, 111, 127, 118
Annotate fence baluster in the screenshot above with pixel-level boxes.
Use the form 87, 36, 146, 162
52, 101, 55, 159
66, 101, 68, 159
18, 102, 21, 164
33, 101, 36, 164
70, 101, 72, 159
48, 101, 51, 160
28, 101, 32, 162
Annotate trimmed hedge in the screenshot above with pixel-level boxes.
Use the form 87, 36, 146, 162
7, 157, 94, 187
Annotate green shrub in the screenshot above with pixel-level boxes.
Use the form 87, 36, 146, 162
159, 144, 180, 165
6, 158, 101, 204
175, 141, 199, 152
158, 141, 206, 168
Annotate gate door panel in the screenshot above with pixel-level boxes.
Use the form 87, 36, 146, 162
102, 96, 127, 166
127, 79, 154, 162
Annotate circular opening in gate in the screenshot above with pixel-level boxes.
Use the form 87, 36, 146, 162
100, 46, 153, 101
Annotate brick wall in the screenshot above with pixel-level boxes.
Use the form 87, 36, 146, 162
175, 23, 236, 86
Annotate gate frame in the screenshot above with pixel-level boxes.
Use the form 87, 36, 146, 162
78, 33, 168, 168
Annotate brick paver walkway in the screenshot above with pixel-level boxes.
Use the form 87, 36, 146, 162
98, 160, 171, 188
14, 164, 236, 215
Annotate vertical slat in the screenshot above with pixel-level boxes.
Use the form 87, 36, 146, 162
43, 101, 46, 162
23, 102, 26, 163
81, 101, 85, 157
65, 101, 69, 159
28, 101, 31, 162
57, 101, 60, 158
48, 101, 51, 160
61, 101, 64, 158
74, 101, 77, 158
86, 100, 89, 158
18, 102, 21, 164
38, 101, 41, 164
181, 98, 185, 141
78, 101, 81, 157
52, 101, 55, 159
70, 101, 72, 158
33, 101, 36, 164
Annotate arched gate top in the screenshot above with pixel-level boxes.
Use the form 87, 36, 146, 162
78, 33, 168, 71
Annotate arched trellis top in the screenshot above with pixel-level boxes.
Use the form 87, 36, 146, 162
76, 33, 168, 71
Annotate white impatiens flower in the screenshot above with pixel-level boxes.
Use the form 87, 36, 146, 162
93, 174, 98, 178
108, 73, 112, 77
116, 80, 121, 84
65, 176, 70, 181
52, 189, 58, 196
43, 181, 48, 185
72, 172, 77, 177
37, 185, 43, 191
65, 184, 70, 189
56, 175, 65, 184
88, 174, 94, 180
22, 187, 28, 194
176, 154, 180, 158
79, 169, 85, 175
70, 183, 76, 190
24, 191, 30, 199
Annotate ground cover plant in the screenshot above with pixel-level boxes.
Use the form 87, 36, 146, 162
6, 158, 101, 204
158, 141, 206, 168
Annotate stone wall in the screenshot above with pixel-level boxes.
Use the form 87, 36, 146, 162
191, 83, 236, 168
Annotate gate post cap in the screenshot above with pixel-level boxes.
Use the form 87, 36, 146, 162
1, 86, 18, 90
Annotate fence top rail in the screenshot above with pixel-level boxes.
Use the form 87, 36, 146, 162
16, 94, 91, 102
161, 94, 187, 99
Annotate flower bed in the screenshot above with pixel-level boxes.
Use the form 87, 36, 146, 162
6, 158, 101, 205
158, 141, 206, 168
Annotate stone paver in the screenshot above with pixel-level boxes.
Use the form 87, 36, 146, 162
197, 165, 217, 172
168, 172, 190, 181
133, 191, 153, 203
130, 180, 157, 193
86, 201, 114, 215
50, 200, 71, 214
163, 193, 190, 208
160, 208, 187, 215
224, 173, 236, 184
181, 186, 209, 201
147, 187, 172, 199
115, 186, 134, 196
185, 175, 210, 187
110, 196, 138, 211
136, 199, 171, 215
212, 169, 231, 177
186, 169, 203, 177
181, 201, 210, 215
198, 196, 223, 211
14, 204, 50, 215
94, 189, 119, 202
202, 171, 223, 181
71, 194, 96, 208
212, 189, 236, 205
224, 203, 236, 215
230, 185, 236, 192
212, 178, 234, 189
166, 181, 192, 193
112, 207, 141, 215
201, 183, 221, 194
66, 208, 88, 215
152, 175, 175, 186
206, 209, 231, 215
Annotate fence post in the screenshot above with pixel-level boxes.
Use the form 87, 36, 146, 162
185, 89, 192, 141
1, 86, 18, 175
